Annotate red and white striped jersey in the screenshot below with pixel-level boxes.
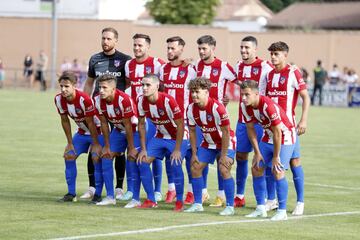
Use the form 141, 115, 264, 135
234, 58, 273, 123
159, 62, 196, 118
125, 56, 165, 101
265, 64, 307, 125
55, 90, 101, 135
94, 89, 138, 133
241, 95, 296, 145
195, 58, 236, 102
187, 97, 236, 150
137, 92, 187, 140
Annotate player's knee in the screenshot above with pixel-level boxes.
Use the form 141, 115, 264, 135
219, 164, 231, 179
236, 152, 249, 161
251, 166, 264, 177
290, 158, 301, 167
272, 170, 285, 180
191, 164, 202, 178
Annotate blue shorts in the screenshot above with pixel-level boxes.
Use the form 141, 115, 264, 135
236, 122, 263, 153
110, 128, 141, 153
291, 135, 301, 159
146, 118, 156, 144
197, 147, 236, 164
147, 138, 189, 160
195, 125, 203, 148
72, 133, 104, 157
259, 142, 295, 170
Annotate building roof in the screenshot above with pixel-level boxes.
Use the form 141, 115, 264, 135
138, 0, 273, 21
268, 2, 360, 30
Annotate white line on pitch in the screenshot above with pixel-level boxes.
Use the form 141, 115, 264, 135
46, 211, 360, 240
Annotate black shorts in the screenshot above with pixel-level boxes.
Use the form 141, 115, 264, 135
35, 71, 44, 81
24, 69, 33, 77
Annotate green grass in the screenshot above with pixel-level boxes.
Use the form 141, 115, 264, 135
0, 89, 359, 240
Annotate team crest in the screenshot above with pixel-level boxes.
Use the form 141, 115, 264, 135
115, 108, 121, 115
75, 108, 82, 114
114, 60, 121, 67
212, 68, 219, 76
280, 76, 286, 84
252, 67, 259, 75
207, 114, 213, 122
179, 70, 186, 78
158, 109, 165, 116
145, 66, 152, 74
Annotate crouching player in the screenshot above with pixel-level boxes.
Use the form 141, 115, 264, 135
185, 77, 236, 216
54, 71, 103, 202
94, 74, 141, 207
137, 74, 188, 211
241, 80, 296, 221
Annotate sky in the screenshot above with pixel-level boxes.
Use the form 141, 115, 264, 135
99, 0, 146, 20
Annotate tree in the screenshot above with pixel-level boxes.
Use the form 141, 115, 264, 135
146, 0, 220, 25
261, 0, 336, 13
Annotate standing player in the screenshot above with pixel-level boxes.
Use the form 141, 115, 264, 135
94, 74, 142, 207
185, 77, 236, 215
83, 27, 131, 201
124, 33, 165, 202
232, 36, 273, 208
137, 74, 188, 211
265, 41, 310, 215
195, 35, 237, 207
159, 36, 197, 204
241, 80, 296, 221
54, 71, 103, 202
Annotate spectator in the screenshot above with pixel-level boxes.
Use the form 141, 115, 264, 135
71, 58, 83, 89
60, 58, 72, 73
0, 58, 4, 88
311, 60, 327, 106
24, 54, 34, 88
35, 50, 48, 91
328, 64, 341, 85
344, 69, 359, 87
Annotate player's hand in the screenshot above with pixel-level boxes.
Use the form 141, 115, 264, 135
63, 144, 76, 160
252, 152, 264, 170
101, 144, 112, 159
137, 150, 148, 164
191, 154, 200, 167
272, 157, 284, 173
222, 95, 230, 106
127, 147, 139, 161
220, 155, 234, 170
170, 150, 182, 165
182, 58, 194, 67
91, 142, 102, 162
296, 120, 307, 135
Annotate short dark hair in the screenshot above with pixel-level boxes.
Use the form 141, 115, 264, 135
143, 73, 160, 84
317, 60, 322, 66
102, 27, 118, 39
58, 71, 77, 84
240, 80, 259, 91
242, 36, 258, 46
197, 35, 216, 46
166, 36, 185, 46
268, 41, 289, 52
96, 73, 117, 84
133, 33, 151, 44
188, 77, 212, 91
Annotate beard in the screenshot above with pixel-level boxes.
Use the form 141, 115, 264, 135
168, 55, 179, 61
102, 44, 114, 53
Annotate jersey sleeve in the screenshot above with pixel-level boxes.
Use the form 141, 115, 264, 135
87, 56, 96, 78
83, 96, 96, 117
54, 95, 67, 115
223, 62, 237, 81
265, 103, 281, 126
216, 104, 230, 127
93, 95, 102, 115
155, 58, 166, 76
137, 96, 146, 117
232, 61, 241, 83
169, 97, 183, 120
188, 65, 197, 80
293, 68, 307, 91
121, 95, 135, 119
159, 64, 165, 82
125, 60, 131, 78
240, 102, 255, 123
186, 104, 196, 127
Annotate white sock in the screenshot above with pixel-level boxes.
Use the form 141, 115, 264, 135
187, 183, 193, 192
235, 194, 244, 199
202, 188, 208, 194
217, 190, 225, 198
168, 183, 175, 191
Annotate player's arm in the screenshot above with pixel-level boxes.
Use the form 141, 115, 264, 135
125, 77, 131, 90
297, 89, 310, 135
137, 116, 147, 163
271, 124, 283, 173
170, 117, 185, 164
84, 76, 95, 96
220, 125, 230, 159
60, 114, 76, 160
123, 118, 138, 160
85, 116, 101, 160
246, 122, 263, 169
99, 115, 111, 159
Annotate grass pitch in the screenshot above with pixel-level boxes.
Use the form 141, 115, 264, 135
0, 89, 359, 240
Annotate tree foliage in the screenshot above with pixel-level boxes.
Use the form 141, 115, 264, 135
146, 0, 220, 25
261, 0, 341, 13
